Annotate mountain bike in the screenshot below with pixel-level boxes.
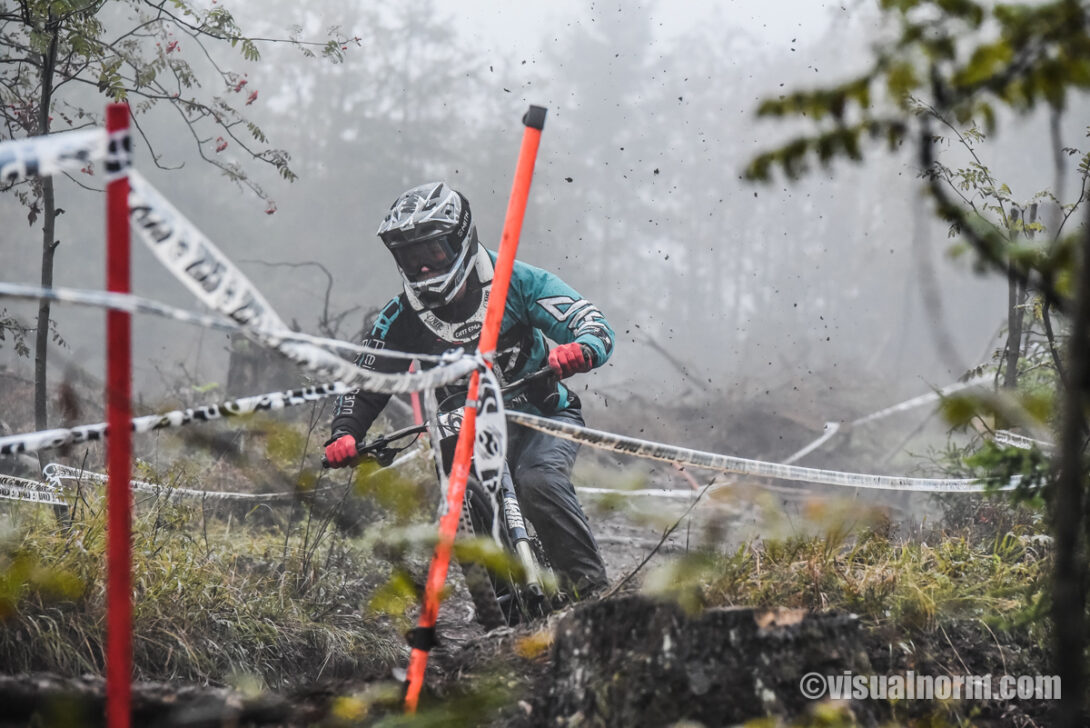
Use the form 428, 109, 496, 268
323, 367, 561, 629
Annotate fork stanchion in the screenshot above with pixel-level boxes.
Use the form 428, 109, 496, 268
404, 105, 547, 713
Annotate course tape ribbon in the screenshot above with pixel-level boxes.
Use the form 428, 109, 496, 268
576, 485, 724, 500
0, 282, 451, 364
127, 170, 478, 393
783, 375, 992, 464
782, 422, 840, 465
42, 464, 322, 503
993, 429, 1054, 451
0, 474, 65, 506
0, 128, 106, 185
849, 375, 991, 427
128, 170, 284, 331
506, 412, 1014, 493
104, 128, 131, 183
0, 382, 348, 456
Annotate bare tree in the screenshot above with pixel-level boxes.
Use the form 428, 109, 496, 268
0, 0, 350, 433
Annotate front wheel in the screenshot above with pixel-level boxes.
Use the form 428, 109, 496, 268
458, 479, 559, 629
458, 478, 518, 629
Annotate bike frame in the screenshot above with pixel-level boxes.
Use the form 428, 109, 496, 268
325, 367, 560, 604
431, 394, 557, 605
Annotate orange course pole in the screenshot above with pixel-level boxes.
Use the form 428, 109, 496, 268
408, 362, 424, 425
403, 105, 547, 713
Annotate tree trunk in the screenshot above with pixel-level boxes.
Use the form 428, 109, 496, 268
1003, 204, 1036, 393
1003, 270, 1025, 391
546, 595, 879, 727
1053, 205, 1090, 728
34, 177, 58, 431
1051, 108, 1066, 206
33, 19, 60, 433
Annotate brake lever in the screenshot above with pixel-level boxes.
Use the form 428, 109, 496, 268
320, 448, 386, 470
320, 436, 389, 470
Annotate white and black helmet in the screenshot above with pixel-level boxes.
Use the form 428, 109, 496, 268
377, 182, 480, 310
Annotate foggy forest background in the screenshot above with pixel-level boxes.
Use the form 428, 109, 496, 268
3, 0, 1082, 466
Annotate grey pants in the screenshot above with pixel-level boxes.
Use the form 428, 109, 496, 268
502, 407, 608, 597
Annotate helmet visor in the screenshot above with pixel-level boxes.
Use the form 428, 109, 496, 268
391, 237, 458, 282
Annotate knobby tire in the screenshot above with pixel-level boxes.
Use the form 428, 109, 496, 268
458, 478, 516, 630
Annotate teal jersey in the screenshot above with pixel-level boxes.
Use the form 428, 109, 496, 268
331, 250, 614, 440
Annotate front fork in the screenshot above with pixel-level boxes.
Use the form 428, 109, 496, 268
500, 481, 554, 600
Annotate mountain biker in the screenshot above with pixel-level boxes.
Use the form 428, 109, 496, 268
324, 181, 614, 599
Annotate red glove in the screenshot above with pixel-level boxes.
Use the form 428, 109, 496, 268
324, 434, 358, 468
548, 343, 594, 379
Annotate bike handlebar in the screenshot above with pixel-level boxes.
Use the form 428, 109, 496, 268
321, 365, 557, 469
502, 364, 556, 394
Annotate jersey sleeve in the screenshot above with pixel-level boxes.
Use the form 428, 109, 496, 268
329, 296, 412, 442
515, 260, 615, 367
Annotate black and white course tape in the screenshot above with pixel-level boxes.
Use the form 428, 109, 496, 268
0, 383, 348, 456
0, 128, 106, 185
0, 474, 65, 506
126, 170, 480, 394
43, 464, 332, 503
506, 412, 1013, 493
783, 375, 992, 465
0, 282, 461, 365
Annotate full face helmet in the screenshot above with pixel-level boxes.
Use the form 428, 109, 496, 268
376, 182, 480, 310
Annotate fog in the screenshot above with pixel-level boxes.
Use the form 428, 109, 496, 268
3, 0, 1083, 462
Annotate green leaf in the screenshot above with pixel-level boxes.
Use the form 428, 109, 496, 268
955, 40, 1014, 88
239, 39, 259, 62
368, 569, 419, 616
886, 61, 920, 101
940, 393, 979, 427
246, 122, 267, 143
453, 537, 526, 582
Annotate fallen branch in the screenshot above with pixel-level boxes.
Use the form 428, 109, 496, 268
600, 478, 716, 599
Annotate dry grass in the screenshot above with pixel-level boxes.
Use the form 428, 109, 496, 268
0, 481, 406, 689
697, 526, 1049, 635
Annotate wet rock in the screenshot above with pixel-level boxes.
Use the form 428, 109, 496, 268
545, 595, 880, 727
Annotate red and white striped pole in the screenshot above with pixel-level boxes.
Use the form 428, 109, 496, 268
104, 102, 133, 728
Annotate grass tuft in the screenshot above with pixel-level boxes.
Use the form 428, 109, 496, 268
0, 481, 405, 688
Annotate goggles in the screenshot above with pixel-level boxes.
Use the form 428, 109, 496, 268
390, 236, 459, 282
